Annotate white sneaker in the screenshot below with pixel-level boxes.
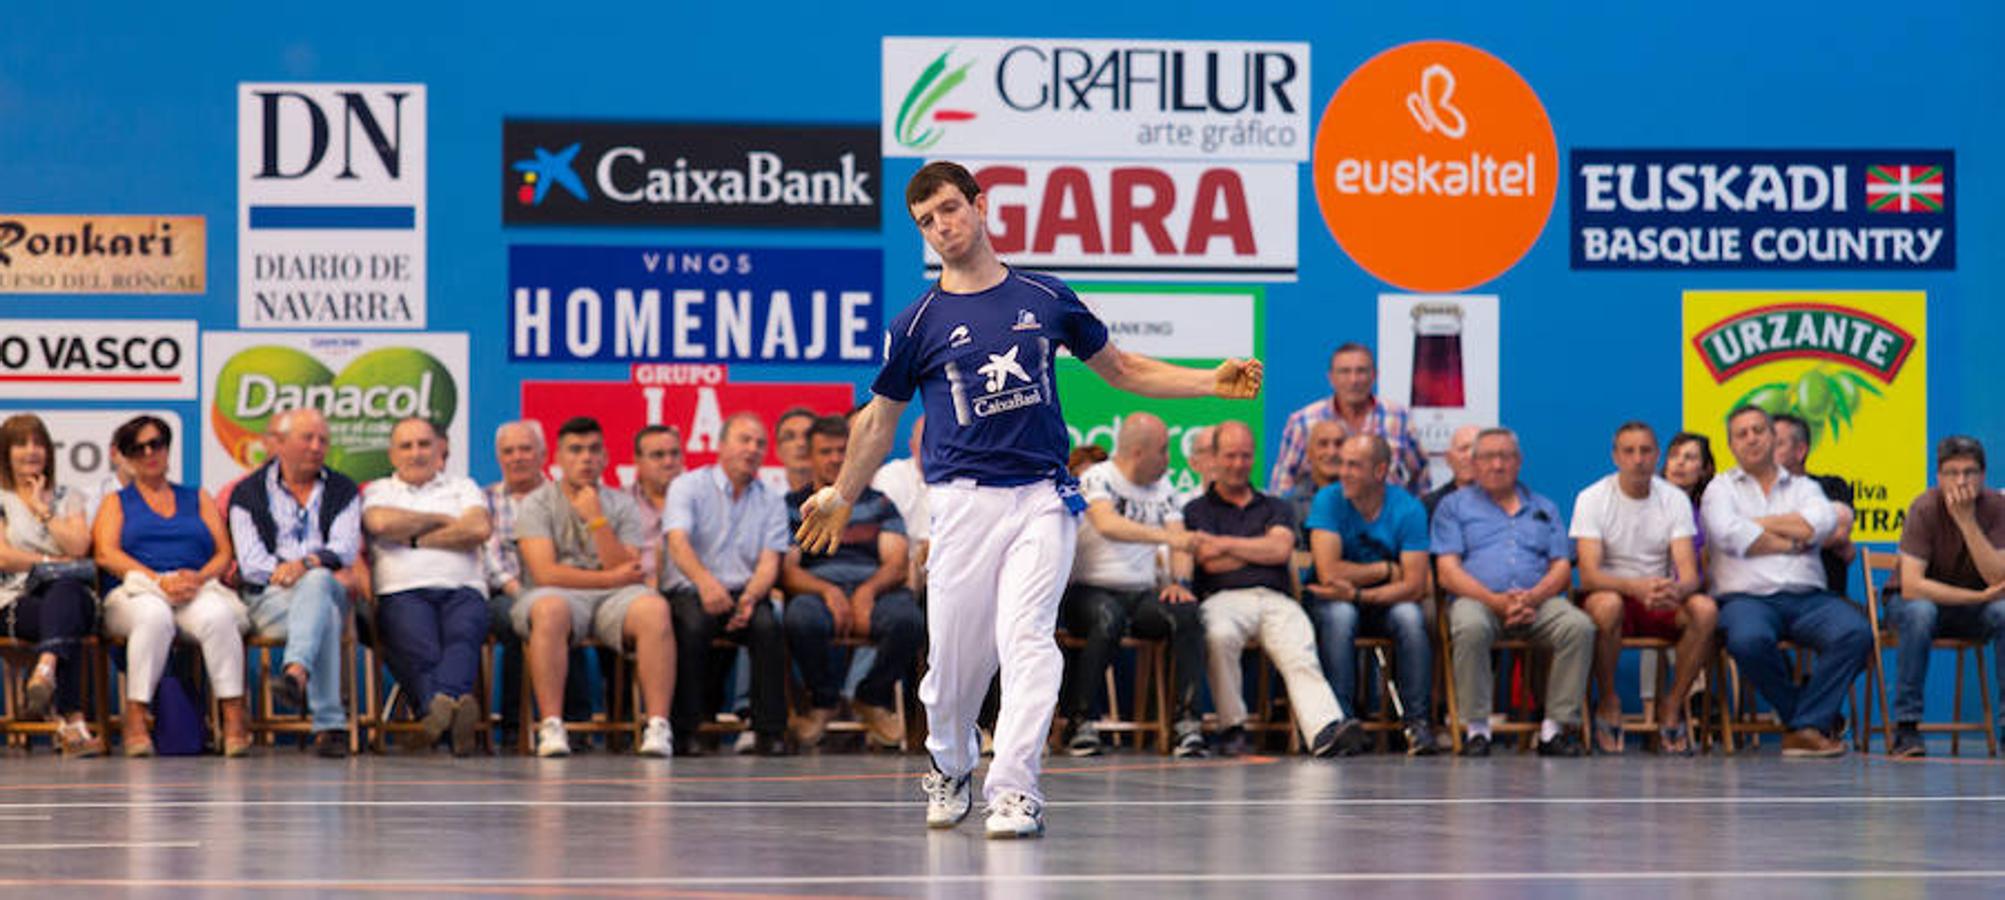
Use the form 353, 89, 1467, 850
535, 717, 571, 758
921, 768, 972, 829
984, 790, 1045, 839
639, 717, 673, 758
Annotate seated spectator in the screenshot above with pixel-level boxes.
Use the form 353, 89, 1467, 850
1180, 424, 1215, 505
1059, 413, 1208, 759
776, 407, 818, 494
1305, 434, 1436, 754
482, 420, 590, 743
625, 425, 685, 587
1184, 421, 1363, 758
871, 414, 930, 595
362, 417, 493, 756
226, 408, 360, 758
665, 412, 790, 756
514, 416, 676, 758
0, 413, 104, 756
94, 415, 249, 757
1704, 405, 1870, 758
1773, 414, 1858, 595
781, 415, 923, 750
1571, 422, 1716, 756
1661, 431, 1717, 561
1421, 425, 1483, 517
1434, 427, 1593, 757
1271, 343, 1427, 496
1282, 420, 1347, 552
1881, 436, 2005, 757
1067, 444, 1109, 477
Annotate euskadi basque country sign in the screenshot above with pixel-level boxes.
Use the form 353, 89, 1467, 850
1571, 150, 1954, 270
507, 245, 882, 365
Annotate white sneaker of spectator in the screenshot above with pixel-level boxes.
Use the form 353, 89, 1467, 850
536, 717, 571, 758
639, 717, 673, 757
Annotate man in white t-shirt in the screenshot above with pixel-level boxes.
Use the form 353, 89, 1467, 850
1571, 421, 1716, 755
361, 418, 495, 756
1058, 413, 1208, 759
870, 414, 930, 595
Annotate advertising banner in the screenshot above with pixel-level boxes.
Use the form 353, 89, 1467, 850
0, 215, 205, 294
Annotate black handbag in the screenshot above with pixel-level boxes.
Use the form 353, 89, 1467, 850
23, 559, 97, 594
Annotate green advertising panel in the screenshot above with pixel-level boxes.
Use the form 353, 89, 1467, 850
1059, 284, 1266, 495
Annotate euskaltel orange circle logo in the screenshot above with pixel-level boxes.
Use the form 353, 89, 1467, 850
1313, 40, 1557, 293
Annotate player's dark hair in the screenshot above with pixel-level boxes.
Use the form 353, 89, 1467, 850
906, 161, 981, 210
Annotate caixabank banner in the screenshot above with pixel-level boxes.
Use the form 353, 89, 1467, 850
202, 331, 468, 486
1683, 290, 1926, 542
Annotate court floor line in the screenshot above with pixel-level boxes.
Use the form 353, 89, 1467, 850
0, 840, 198, 851
3, 869, 2005, 889
7, 794, 2005, 811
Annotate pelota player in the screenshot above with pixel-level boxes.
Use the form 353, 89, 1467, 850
795, 161, 1262, 839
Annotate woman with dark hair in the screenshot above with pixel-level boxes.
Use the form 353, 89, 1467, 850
0, 414, 104, 756
1662, 431, 1717, 561
92, 415, 250, 757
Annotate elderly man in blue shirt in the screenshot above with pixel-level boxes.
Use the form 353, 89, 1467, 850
664, 411, 792, 756
1433, 427, 1594, 757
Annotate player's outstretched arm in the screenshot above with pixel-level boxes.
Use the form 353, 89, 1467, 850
797, 394, 908, 555
1082, 344, 1262, 400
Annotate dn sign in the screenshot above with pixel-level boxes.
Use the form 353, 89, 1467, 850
1313, 40, 1557, 293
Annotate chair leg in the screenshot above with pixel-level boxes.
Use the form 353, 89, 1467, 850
1954, 649, 1967, 757
518, 655, 535, 755
1977, 649, 1999, 758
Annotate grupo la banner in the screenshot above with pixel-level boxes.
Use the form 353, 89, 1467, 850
1683, 290, 1926, 542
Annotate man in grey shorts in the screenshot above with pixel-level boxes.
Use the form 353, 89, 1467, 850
515, 416, 677, 758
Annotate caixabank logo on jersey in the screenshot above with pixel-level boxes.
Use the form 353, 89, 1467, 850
1572, 151, 1954, 270
503, 121, 879, 229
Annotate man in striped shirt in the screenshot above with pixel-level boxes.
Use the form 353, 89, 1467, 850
1269, 343, 1426, 496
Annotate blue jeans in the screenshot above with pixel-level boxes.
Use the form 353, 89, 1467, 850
1717, 590, 1872, 732
1306, 598, 1432, 724
783, 587, 924, 709
378, 587, 490, 704
245, 568, 349, 731
1886, 591, 2005, 724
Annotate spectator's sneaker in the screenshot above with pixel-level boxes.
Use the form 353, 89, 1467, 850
1172, 721, 1209, 759
1890, 724, 1926, 758
1537, 731, 1585, 758
535, 717, 571, 758
733, 730, 758, 755
449, 695, 481, 758
1404, 721, 1442, 757
856, 702, 905, 751
1460, 733, 1492, 757
922, 767, 972, 829
984, 790, 1045, 840
639, 717, 673, 758
1217, 725, 1252, 758
1311, 718, 1369, 758
1065, 720, 1103, 757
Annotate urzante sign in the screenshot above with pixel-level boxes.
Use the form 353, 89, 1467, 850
0, 319, 198, 399
201, 331, 467, 486
508, 245, 881, 364
883, 37, 1310, 161
923, 160, 1297, 281
238, 83, 427, 328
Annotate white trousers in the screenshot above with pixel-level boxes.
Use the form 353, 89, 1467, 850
101, 572, 250, 702
1201, 587, 1343, 740
921, 481, 1076, 805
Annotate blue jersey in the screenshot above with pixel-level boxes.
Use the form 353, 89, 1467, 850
873, 268, 1109, 487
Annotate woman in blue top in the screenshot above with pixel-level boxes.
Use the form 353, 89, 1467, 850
92, 415, 249, 757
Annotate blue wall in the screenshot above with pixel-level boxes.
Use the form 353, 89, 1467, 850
4, 0, 1998, 719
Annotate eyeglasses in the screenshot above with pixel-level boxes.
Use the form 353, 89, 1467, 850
128, 437, 169, 456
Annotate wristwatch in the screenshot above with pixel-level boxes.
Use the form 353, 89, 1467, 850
408, 535, 421, 549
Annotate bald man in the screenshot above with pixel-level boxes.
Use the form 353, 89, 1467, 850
1283, 419, 1348, 552
227, 407, 364, 757
1059, 414, 1210, 758
1422, 424, 1485, 516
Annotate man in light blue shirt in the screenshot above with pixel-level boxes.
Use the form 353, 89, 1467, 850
225, 408, 362, 758
1432, 428, 1593, 757
664, 411, 791, 755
